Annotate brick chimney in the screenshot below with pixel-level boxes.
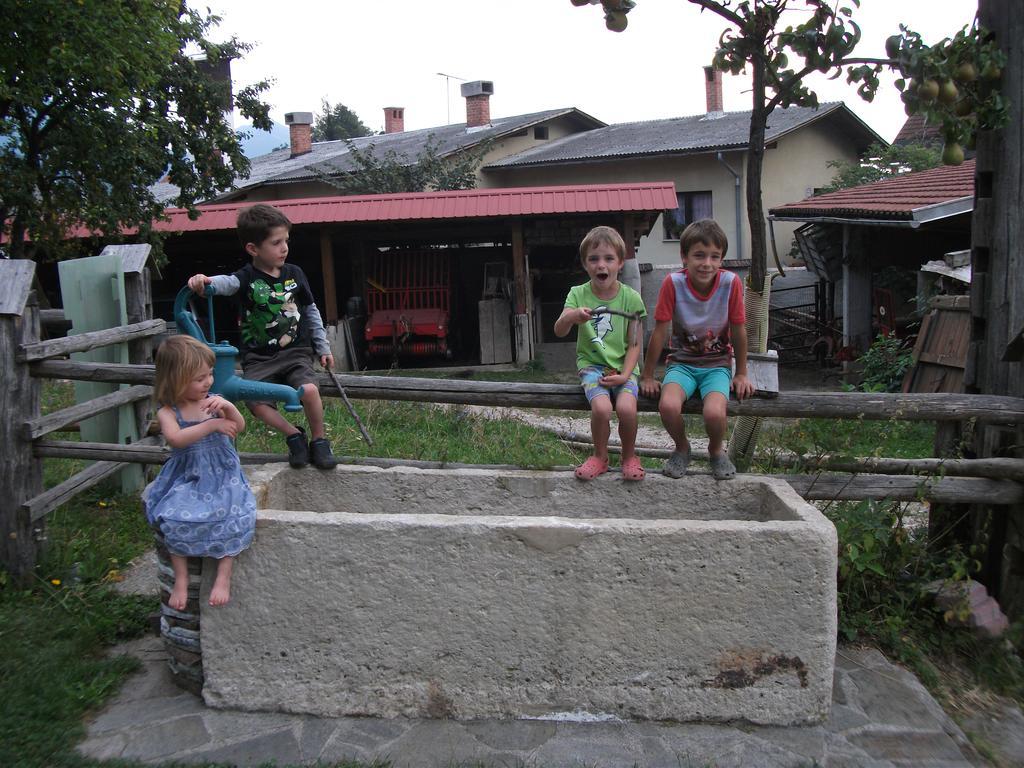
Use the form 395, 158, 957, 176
461, 80, 494, 128
703, 66, 723, 113
384, 107, 405, 134
284, 111, 313, 157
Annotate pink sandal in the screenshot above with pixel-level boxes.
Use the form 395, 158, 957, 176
621, 456, 645, 482
575, 456, 609, 481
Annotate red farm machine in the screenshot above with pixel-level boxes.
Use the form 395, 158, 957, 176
364, 249, 453, 362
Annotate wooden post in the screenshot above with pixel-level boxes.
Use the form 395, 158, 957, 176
320, 229, 338, 323
972, 0, 1024, 620
510, 220, 532, 362
0, 262, 43, 580
841, 225, 872, 353
101, 244, 151, 491
622, 214, 636, 260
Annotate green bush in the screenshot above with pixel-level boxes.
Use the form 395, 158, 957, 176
825, 499, 1024, 703
855, 332, 915, 392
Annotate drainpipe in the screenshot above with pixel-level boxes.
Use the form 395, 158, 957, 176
716, 151, 742, 260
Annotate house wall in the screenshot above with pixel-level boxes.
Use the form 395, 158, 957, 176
483, 151, 745, 266
474, 115, 588, 173
763, 121, 860, 263
484, 118, 863, 268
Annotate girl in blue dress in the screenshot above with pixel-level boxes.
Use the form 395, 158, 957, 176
144, 335, 256, 610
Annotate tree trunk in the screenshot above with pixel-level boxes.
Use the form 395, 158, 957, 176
746, 63, 769, 289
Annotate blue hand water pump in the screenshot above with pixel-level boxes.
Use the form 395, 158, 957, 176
172, 285, 304, 411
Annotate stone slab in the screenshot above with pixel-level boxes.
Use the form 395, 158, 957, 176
201, 465, 837, 725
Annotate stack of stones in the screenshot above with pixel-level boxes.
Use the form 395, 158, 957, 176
154, 538, 204, 694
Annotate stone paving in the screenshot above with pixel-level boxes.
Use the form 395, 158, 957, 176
79, 634, 985, 767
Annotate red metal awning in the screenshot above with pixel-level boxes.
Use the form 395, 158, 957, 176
152, 181, 678, 233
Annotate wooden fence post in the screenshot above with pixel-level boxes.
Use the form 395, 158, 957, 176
0, 262, 43, 580
115, 245, 155, 442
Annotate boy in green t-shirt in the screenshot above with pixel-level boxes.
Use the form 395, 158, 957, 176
554, 226, 647, 481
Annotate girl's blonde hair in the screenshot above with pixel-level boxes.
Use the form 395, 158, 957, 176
153, 335, 215, 406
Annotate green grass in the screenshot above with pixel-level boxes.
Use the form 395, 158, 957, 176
0, 582, 152, 768
756, 416, 935, 460
237, 400, 580, 469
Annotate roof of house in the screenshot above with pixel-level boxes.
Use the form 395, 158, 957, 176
484, 102, 884, 168
893, 113, 944, 147
768, 158, 974, 224
149, 181, 679, 234
202, 108, 605, 203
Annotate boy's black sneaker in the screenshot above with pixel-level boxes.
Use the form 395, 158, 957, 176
286, 428, 309, 468
310, 438, 338, 470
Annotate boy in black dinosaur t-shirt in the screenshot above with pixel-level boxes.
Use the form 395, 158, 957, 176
188, 203, 338, 469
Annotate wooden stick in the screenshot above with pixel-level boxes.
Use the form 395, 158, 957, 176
326, 364, 373, 445
591, 308, 643, 348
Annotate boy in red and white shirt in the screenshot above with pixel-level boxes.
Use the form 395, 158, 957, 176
640, 219, 754, 480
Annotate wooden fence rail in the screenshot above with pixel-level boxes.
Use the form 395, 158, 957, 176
18, 319, 165, 362
30, 361, 1024, 423
29, 439, 1024, 506
21, 385, 152, 441
25, 436, 163, 522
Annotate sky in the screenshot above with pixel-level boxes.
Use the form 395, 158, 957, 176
203, 0, 980, 144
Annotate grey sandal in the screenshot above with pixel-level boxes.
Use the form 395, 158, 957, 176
710, 452, 737, 480
663, 450, 691, 479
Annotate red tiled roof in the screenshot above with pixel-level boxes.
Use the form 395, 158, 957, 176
769, 159, 974, 222
893, 113, 943, 147
151, 182, 679, 233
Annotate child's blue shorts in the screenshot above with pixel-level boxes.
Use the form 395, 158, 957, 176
578, 365, 639, 403
663, 363, 731, 400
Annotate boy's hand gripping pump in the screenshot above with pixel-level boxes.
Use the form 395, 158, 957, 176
173, 285, 304, 411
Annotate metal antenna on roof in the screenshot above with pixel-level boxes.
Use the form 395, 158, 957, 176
436, 72, 465, 125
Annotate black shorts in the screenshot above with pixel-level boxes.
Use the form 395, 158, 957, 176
240, 345, 316, 408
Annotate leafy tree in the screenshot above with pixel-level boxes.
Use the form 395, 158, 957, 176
312, 99, 372, 142
820, 142, 942, 193
316, 135, 489, 195
0, 0, 272, 260
573, 0, 1007, 289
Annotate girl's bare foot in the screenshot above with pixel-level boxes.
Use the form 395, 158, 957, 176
209, 556, 234, 606
209, 580, 231, 606
169, 579, 188, 611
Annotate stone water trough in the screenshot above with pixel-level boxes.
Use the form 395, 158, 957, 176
198, 465, 838, 726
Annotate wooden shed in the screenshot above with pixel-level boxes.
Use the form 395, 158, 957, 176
149, 182, 677, 368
